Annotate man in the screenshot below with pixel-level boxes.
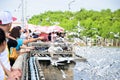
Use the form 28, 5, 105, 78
0, 11, 17, 38
0, 11, 21, 80
0, 11, 18, 66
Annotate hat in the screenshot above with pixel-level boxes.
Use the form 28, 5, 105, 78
0, 11, 17, 25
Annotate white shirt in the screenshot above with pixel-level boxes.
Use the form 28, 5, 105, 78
0, 47, 11, 70
20, 32, 27, 40
0, 64, 5, 80
0, 46, 10, 80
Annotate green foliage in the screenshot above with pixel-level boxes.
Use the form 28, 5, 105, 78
28, 9, 120, 39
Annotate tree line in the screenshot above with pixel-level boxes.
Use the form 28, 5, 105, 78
28, 9, 120, 39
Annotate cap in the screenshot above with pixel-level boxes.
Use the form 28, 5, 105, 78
0, 11, 17, 25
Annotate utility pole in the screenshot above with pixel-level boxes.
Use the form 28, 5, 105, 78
21, 0, 26, 28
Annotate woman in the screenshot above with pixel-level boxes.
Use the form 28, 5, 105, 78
7, 33, 18, 66
9, 26, 43, 52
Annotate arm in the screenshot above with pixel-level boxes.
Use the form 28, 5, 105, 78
0, 60, 22, 80
6, 33, 16, 40
20, 45, 34, 49
23, 37, 43, 44
19, 45, 34, 54
0, 60, 11, 76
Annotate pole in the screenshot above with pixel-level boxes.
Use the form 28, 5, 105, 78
21, 0, 25, 27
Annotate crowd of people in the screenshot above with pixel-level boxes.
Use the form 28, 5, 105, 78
0, 11, 22, 80
0, 11, 66, 80
0, 11, 44, 80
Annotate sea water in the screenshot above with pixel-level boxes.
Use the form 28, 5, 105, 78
74, 46, 120, 80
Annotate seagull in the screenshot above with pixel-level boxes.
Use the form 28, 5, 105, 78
60, 69, 66, 79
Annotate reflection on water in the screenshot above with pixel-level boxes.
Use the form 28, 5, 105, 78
74, 46, 120, 80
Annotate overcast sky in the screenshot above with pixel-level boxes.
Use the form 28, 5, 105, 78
0, 0, 120, 21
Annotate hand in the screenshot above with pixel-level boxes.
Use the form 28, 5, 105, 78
7, 76, 19, 80
8, 68, 22, 80
11, 68, 22, 77
38, 37, 44, 40
28, 46, 35, 49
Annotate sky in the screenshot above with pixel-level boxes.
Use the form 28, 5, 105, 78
0, 0, 120, 22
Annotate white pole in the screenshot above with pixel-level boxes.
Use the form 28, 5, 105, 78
21, 0, 25, 27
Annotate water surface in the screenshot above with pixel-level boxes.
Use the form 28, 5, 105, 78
74, 46, 120, 80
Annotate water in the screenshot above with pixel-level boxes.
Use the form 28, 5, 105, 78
74, 46, 120, 80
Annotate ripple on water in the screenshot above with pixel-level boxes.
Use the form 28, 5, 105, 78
74, 46, 120, 80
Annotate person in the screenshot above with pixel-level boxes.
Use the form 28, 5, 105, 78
0, 28, 7, 80
0, 11, 17, 51
7, 31, 18, 66
9, 26, 43, 53
0, 11, 22, 80
51, 31, 57, 42
7, 38, 18, 66
0, 28, 21, 80
20, 29, 28, 40
32, 32, 39, 38
48, 33, 51, 41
